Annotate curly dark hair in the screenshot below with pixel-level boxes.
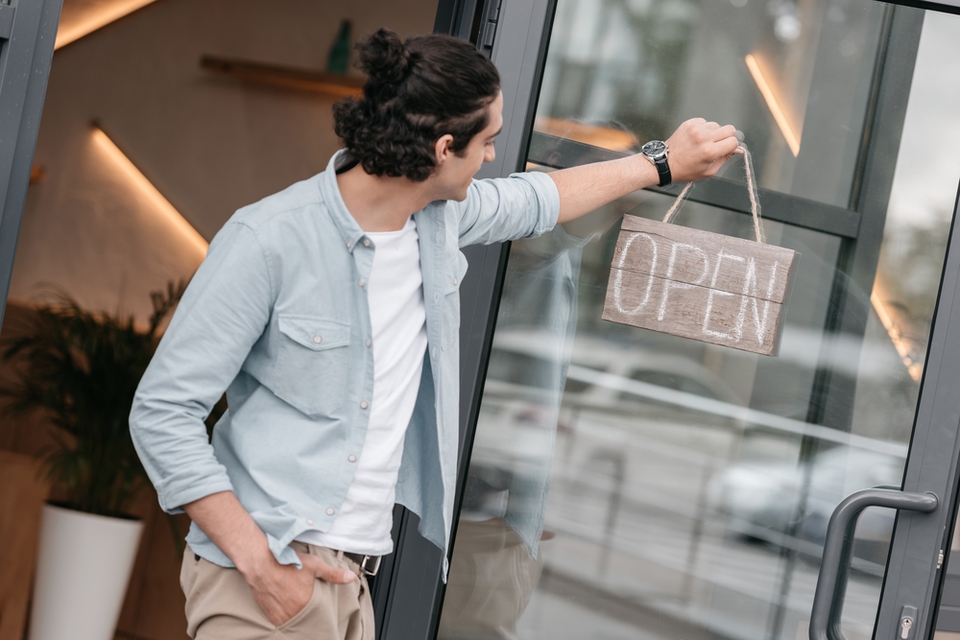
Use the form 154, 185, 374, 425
333, 29, 501, 182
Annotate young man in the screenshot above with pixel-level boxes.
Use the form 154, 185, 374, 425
130, 29, 739, 640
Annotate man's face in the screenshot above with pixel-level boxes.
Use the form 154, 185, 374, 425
432, 91, 504, 201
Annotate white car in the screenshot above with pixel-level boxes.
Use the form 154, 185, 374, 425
708, 447, 905, 566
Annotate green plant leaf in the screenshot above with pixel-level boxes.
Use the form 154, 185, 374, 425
0, 281, 187, 519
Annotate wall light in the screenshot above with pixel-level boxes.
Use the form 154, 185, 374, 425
91, 125, 208, 256
745, 54, 801, 157
55, 0, 158, 49
870, 287, 923, 382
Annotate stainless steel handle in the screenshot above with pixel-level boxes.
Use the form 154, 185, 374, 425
809, 488, 938, 640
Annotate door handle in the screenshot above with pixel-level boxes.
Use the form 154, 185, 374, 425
809, 488, 938, 640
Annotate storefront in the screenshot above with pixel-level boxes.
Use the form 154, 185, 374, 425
1, 0, 960, 639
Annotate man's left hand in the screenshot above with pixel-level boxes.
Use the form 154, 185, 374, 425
665, 118, 741, 183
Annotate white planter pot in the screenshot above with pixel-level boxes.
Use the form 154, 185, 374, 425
29, 503, 144, 640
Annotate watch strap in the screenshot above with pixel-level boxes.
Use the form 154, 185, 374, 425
654, 156, 671, 187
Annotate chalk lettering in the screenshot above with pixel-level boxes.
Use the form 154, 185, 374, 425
658, 242, 709, 322
603, 216, 797, 356
614, 232, 658, 315
702, 250, 745, 339
734, 259, 780, 345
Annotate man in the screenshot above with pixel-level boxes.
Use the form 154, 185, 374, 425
130, 28, 739, 640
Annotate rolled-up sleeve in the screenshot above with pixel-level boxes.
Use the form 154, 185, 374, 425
130, 221, 275, 514
457, 171, 560, 247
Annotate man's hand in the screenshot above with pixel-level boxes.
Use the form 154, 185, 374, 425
242, 550, 356, 627
183, 491, 356, 627
665, 118, 741, 183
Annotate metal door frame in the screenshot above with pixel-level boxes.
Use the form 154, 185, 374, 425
373, 1, 556, 638
0, 0, 66, 328
877, 177, 960, 634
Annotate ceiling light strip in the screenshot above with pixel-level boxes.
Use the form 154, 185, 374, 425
55, 0, 158, 49
91, 125, 208, 255
745, 54, 801, 157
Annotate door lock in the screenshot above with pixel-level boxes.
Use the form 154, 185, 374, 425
899, 606, 917, 640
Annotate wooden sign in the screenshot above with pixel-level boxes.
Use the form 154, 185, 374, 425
602, 215, 799, 356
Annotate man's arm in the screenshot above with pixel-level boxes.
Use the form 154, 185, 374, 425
456, 119, 740, 246
551, 119, 741, 224
129, 221, 352, 628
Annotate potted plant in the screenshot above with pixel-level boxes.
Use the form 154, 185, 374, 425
0, 281, 185, 640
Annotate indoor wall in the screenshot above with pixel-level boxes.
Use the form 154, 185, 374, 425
0, 1, 438, 638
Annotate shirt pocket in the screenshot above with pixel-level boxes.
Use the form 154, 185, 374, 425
441, 251, 469, 351
273, 314, 351, 416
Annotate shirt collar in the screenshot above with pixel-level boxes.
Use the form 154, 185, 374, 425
318, 150, 366, 253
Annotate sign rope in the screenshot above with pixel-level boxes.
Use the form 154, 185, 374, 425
661, 144, 765, 243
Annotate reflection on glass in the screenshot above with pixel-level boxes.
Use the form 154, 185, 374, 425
534, 0, 886, 207
438, 7, 960, 640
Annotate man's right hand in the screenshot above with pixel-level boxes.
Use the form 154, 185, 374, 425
182, 492, 356, 627
243, 550, 356, 627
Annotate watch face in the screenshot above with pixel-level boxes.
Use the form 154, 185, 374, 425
642, 140, 667, 158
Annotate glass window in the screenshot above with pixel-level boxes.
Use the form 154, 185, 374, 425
438, 6, 960, 640
535, 0, 886, 207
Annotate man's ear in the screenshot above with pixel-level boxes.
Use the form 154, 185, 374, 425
434, 134, 455, 165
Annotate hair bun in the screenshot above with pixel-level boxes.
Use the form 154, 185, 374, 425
356, 28, 411, 87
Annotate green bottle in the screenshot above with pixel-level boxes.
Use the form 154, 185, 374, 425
326, 20, 352, 75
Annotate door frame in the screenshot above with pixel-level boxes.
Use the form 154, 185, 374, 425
373, 1, 557, 638
0, 0, 65, 329
878, 172, 960, 634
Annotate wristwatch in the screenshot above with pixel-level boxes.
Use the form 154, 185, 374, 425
641, 140, 671, 187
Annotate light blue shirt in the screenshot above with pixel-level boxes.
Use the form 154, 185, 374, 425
129, 151, 560, 572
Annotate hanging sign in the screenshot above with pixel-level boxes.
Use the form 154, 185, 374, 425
601, 147, 799, 356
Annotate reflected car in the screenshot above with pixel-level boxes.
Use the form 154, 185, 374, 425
486, 329, 744, 410
707, 447, 905, 565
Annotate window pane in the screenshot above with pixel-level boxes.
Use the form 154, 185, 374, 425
439, 7, 960, 640
534, 0, 886, 207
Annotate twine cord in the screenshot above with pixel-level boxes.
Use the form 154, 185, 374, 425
660, 143, 765, 244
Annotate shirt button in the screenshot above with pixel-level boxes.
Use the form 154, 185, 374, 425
453, 278, 458, 285
326, 507, 335, 516
313, 335, 322, 344
360, 400, 369, 409
365, 339, 372, 347
306, 518, 315, 526
346, 241, 351, 249
348, 454, 357, 463
358, 279, 365, 287
363, 238, 371, 247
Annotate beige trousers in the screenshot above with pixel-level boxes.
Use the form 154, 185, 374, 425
180, 543, 375, 640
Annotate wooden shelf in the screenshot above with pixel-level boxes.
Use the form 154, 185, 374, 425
200, 55, 364, 98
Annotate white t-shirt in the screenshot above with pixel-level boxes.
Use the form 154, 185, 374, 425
297, 217, 428, 555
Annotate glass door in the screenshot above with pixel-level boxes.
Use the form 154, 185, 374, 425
436, 2, 960, 640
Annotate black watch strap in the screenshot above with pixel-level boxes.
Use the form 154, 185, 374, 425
654, 156, 671, 187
